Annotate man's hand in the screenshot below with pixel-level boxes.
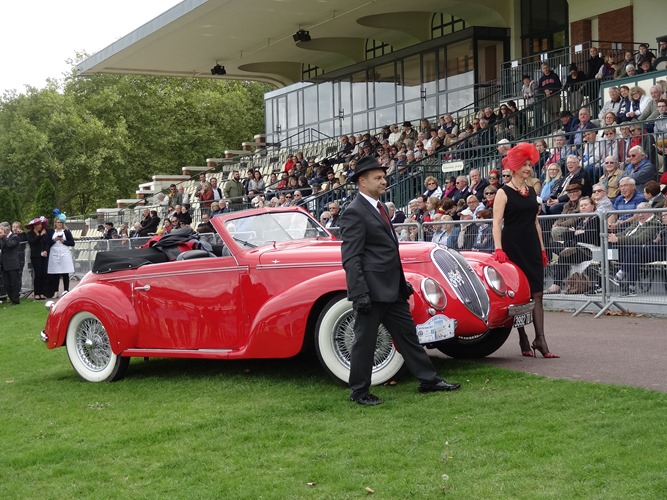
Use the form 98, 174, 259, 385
354, 294, 372, 314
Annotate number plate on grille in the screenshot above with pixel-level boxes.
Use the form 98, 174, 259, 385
416, 315, 456, 344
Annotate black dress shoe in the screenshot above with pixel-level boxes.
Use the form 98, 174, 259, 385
350, 393, 384, 406
418, 380, 461, 393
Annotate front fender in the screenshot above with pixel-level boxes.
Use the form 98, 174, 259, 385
44, 282, 139, 354
244, 268, 349, 358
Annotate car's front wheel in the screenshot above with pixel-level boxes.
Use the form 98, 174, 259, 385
66, 312, 129, 382
314, 294, 404, 385
436, 327, 512, 358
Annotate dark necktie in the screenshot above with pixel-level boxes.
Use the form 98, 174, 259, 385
377, 201, 393, 231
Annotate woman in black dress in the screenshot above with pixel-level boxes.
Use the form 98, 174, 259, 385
492, 143, 559, 358
25, 216, 50, 300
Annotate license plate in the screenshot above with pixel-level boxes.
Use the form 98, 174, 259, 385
513, 311, 533, 327
416, 315, 456, 344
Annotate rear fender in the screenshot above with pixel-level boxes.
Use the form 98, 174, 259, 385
45, 283, 139, 354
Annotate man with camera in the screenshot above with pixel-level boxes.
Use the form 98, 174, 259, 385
0, 221, 22, 305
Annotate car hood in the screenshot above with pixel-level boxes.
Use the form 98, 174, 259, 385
256, 239, 435, 266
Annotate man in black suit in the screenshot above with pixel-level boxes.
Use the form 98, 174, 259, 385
0, 221, 22, 305
339, 157, 460, 406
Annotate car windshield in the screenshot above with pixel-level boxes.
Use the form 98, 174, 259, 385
223, 210, 329, 249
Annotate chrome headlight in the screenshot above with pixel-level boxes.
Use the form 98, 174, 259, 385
421, 278, 447, 310
484, 266, 507, 296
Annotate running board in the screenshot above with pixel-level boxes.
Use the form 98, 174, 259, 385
122, 348, 236, 359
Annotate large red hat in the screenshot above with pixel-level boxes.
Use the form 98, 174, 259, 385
501, 142, 539, 172
25, 216, 49, 230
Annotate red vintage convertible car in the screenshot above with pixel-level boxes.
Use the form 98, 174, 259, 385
41, 207, 533, 383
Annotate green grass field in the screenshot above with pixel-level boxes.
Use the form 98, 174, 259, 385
1, 300, 666, 499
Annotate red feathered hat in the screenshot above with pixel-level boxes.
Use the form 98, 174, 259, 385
501, 142, 539, 172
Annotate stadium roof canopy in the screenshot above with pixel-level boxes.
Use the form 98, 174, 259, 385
77, 0, 511, 88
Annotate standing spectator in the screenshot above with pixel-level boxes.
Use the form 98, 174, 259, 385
338, 156, 460, 405
586, 47, 604, 80
223, 170, 245, 203
0, 221, 22, 305
25, 216, 50, 300
209, 178, 223, 200
196, 181, 215, 211
46, 215, 75, 298
563, 64, 587, 111
492, 143, 558, 358
521, 74, 538, 105
537, 62, 562, 125
193, 172, 208, 199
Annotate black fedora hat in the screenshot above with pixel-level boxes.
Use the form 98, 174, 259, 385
350, 156, 387, 182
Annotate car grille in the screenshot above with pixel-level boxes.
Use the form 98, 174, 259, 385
431, 247, 489, 322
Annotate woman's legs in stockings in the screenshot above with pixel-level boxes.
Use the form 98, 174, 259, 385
531, 291, 558, 355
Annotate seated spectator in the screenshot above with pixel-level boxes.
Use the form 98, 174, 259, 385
591, 183, 613, 214
608, 177, 646, 231
487, 170, 500, 189
158, 219, 173, 235
545, 155, 588, 214
138, 209, 160, 237
620, 145, 657, 193
388, 124, 402, 146
598, 87, 623, 122
247, 171, 266, 196
581, 129, 605, 184
103, 222, 118, 240
559, 110, 580, 143
550, 184, 583, 242
571, 107, 596, 149
471, 209, 494, 252
385, 201, 406, 224
608, 202, 663, 295
615, 51, 635, 79
423, 176, 443, 199
456, 208, 478, 250
595, 54, 617, 81
424, 197, 444, 223
482, 185, 498, 212
625, 87, 650, 121
466, 195, 484, 216
319, 211, 331, 226
636, 43, 656, 66
129, 222, 143, 238
439, 114, 459, 145
196, 214, 214, 234
643, 180, 665, 208
616, 85, 632, 123
442, 176, 457, 199
547, 134, 570, 176
283, 153, 295, 173
545, 196, 600, 294
178, 206, 192, 227
452, 176, 470, 203
637, 58, 654, 75
409, 197, 426, 223
541, 163, 563, 201
469, 169, 489, 201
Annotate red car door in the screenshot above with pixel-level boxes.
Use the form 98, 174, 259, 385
131, 255, 246, 350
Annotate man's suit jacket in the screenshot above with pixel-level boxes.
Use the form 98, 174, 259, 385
616, 217, 663, 246
339, 195, 410, 303
0, 233, 21, 271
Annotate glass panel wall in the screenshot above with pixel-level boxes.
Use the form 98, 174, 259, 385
263, 27, 508, 146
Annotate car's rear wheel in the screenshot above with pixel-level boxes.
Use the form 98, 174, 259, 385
314, 294, 404, 385
436, 327, 512, 358
66, 312, 129, 382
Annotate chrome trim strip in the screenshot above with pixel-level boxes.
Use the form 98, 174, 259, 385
507, 302, 535, 316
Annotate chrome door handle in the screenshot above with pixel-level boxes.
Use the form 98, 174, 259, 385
134, 284, 151, 292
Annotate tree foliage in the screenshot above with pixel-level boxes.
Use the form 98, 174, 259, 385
0, 63, 270, 219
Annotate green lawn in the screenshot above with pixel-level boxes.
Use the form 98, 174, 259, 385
1, 300, 666, 499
